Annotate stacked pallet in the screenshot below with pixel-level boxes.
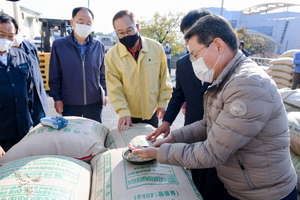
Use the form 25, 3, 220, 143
38, 53, 51, 91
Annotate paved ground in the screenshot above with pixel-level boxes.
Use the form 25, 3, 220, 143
46, 68, 185, 131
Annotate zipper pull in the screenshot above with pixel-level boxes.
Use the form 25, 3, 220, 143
238, 160, 245, 170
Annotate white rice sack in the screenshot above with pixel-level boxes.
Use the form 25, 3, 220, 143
288, 112, 300, 155
0, 155, 91, 200
270, 57, 294, 66
268, 70, 293, 81
105, 123, 159, 149
278, 89, 300, 112
272, 77, 292, 87
0, 116, 109, 165
290, 151, 300, 191
90, 148, 203, 200
279, 49, 300, 58
269, 64, 293, 74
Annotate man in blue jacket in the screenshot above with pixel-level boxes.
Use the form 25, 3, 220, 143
146, 9, 224, 200
292, 51, 300, 89
49, 7, 107, 123
0, 13, 33, 152
11, 18, 48, 126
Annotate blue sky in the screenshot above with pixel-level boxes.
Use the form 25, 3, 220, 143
19, 0, 300, 34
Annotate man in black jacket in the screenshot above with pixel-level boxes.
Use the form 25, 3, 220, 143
49, 7, 107, 123
146, 9, 224, 200
0, 13, 33, 152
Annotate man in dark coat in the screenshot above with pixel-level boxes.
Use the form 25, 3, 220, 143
0, 13, 33, 152
146, 9, 224, 200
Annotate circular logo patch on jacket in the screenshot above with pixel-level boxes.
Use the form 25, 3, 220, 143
230, 100, 247, 116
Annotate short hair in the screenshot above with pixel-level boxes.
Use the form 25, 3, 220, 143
180, 9, 212, 33
184, 14, 238, 53
112, 10, 136, 28
0, 12, 16, 33
239, 41, 245, 47
72, 7, 94, 19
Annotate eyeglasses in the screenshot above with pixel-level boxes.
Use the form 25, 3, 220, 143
189, 46, 207, 62
116, 27, 136, 38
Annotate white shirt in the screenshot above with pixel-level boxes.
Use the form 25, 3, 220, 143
0, 52, 8, 66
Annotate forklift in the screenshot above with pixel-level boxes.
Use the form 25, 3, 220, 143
39, 18, 71, 52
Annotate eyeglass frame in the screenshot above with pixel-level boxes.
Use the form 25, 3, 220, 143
116, 26, 136, 39
189, 42, 213, 62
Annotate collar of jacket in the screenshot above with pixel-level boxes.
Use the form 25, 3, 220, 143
207, 51, 246, 91
67, 31, 95, 47
118, 36, 149, 58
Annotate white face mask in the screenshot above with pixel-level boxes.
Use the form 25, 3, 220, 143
0, 39, 13, 52
190, 44, 221, 83
74, 24, 92, 38
12, 33, 24, 47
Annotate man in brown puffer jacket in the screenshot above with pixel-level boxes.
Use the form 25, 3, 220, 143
129, 14, 297, 200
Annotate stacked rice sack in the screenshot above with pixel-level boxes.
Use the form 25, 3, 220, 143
0, 116, 110, 200
91, 123, 203, 200
287, 112, 300, 197
278, 88, 300, 112
267, 50, 298, 89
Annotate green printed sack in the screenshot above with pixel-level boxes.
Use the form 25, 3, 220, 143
90, 148, 203, 200
0, 116, 109, 165
290, 151, 300, 191
105, 123, 160, 149
0, 155, 91, 200
288, 112, 300, 155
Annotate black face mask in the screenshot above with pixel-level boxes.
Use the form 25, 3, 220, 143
119, 32, 139, 48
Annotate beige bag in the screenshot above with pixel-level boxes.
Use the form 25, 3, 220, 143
90, 148, 203, 200
0, 116, 109, 165
278, 89, 300, 112
268, 70, 293, 81
0, 155, 91, 200
279, 49, 300, 58
271, 77, 292, 88
105, 123, 158, 149
270, 57, 294, 66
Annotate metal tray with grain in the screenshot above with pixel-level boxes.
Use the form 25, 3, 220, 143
122, 147, 155, 165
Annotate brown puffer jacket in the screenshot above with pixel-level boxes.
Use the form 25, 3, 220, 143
158, 51, 297, 200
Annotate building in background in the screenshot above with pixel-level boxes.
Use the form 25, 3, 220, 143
205, 3, 300, 54
0, 0, 40, 42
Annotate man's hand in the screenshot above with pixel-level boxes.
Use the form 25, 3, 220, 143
0, 146, 5, 157
103, 96, 108, 106
146, 121, 171, 142
156, 108, 166, 119
128, 144, 158, 159
118, 116, 133, 131
54, 101, 64, 115
152, 135, 175, 147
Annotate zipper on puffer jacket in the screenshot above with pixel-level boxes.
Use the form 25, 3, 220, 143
236, 154, 256, 189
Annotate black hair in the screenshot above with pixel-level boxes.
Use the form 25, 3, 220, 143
112, 10, 136, 28
184, 14, 238, 53
0, 12, 17, 33
239, 41, 245, 47
180, 9, 212, 33
72, 7, 94, 19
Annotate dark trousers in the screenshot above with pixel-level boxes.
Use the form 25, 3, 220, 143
167, 59, 171, 75
292, 71, 300, 89
0, 137, 23, 152
32, 90, 46, 126
224, 186, 297, 200
63, 102, 103, 123
192, 168, 224, 200
131, 113, 158, 128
